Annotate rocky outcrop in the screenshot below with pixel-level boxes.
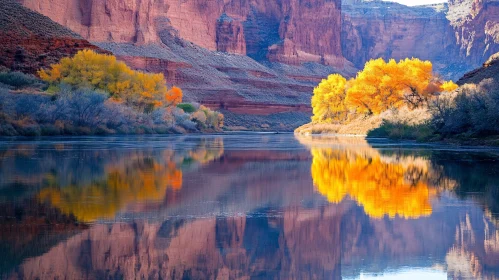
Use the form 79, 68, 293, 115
19, 0, 348, 67
341, 0, 499, 79
457, 52, 499, 85
0, 0, 106, 74
216, 14, 246, 55
448, 0, 499, 67
342, 1, 466, 79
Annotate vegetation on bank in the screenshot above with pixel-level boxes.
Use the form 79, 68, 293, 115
369, 78, 499, 144
0, 50, 224, 136
296, 58, 459, 136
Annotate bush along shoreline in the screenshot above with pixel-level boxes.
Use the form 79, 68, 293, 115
294, 58, 458, 136
0, 50, 224, 136
295, 55, 499, 146
368, 78, 499, 146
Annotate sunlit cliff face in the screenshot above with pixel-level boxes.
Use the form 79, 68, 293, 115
297, 135, 446, 219
36, 139, 224, 222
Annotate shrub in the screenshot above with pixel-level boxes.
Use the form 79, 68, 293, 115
0, 71, 45, 89
177, 103, 196, 113
429, 79, 499, 137
368, 121, 434, 141
56, 88, 108, 127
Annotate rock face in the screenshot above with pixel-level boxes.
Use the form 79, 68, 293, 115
342, 2, 462, 78
18, 0, 354, 130
0, 0, 106, 74
457, 52, 499, 85
341, 0, 499, 79
449, 0, 499, 66
19, 0, 347, 67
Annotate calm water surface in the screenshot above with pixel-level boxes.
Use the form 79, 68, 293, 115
0, 134, 498, 279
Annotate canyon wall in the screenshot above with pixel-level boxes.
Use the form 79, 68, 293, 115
342, 2, 463, 78
19, 0, 346, 67
0, 0, 106, 74
18, 0, 353, 130
448, 0, 499, 66
342, 0, 499, 79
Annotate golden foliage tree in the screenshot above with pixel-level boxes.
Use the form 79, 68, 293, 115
346, 59, 405, 114
440, 81, 459, 92
311, 74, 348, 123
311, 58, 458, 121
39, 49, 182, 112
397, 58, 438, 108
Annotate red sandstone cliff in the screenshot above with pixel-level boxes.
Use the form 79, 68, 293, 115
448, 0, 499, 66
0, 0, 106, 74
17, 0, 355, 129
19, 0, 347, 67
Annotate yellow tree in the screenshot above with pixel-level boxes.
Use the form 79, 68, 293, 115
311, 74, 348, 123
397, 58, 436, 108
38, 49, 179, 112
440, 81, 459, 92
346, 58, 402, 114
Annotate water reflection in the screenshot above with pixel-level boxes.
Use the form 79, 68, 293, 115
0, 135, 498, 279
37, 153, 183, 222
1, 138, 224, 222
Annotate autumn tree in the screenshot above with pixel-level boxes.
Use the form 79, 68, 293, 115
309, 58, 461, 120
39, 50, 182, 112
346, 59, 406, 114
440, 81, 459, 92
311, 74, 349, 123
397, 58, 439, 108
166, 86, 183, 107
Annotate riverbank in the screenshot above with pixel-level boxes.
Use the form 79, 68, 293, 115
368, 122, 499, 146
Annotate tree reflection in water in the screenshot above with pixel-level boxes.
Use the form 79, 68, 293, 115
36, 138, 224, 222
297, 135, 455, 219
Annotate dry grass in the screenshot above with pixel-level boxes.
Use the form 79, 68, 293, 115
295, 107, 431, 136
294, 122, 342, 135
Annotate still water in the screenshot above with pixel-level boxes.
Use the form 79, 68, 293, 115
0, 134, 498, 279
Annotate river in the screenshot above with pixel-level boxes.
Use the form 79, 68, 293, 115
0, 134, 498, 279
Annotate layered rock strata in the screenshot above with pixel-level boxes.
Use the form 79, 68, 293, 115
0, 0, 106, 74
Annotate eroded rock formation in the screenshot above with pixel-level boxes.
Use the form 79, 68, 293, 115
19, 0, 347, 67
0, 0, 106, 74
341, 0, 499, 79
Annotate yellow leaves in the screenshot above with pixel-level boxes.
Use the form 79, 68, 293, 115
440, 81, 459, 92
38, 49, 182, 112
311, 58, 461, 123
311, 74, 348, 123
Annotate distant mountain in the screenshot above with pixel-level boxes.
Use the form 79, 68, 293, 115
0, 0, 106, 74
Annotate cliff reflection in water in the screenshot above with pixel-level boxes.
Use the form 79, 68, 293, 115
0, 135, 498, 279
298, 135, 454, 219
